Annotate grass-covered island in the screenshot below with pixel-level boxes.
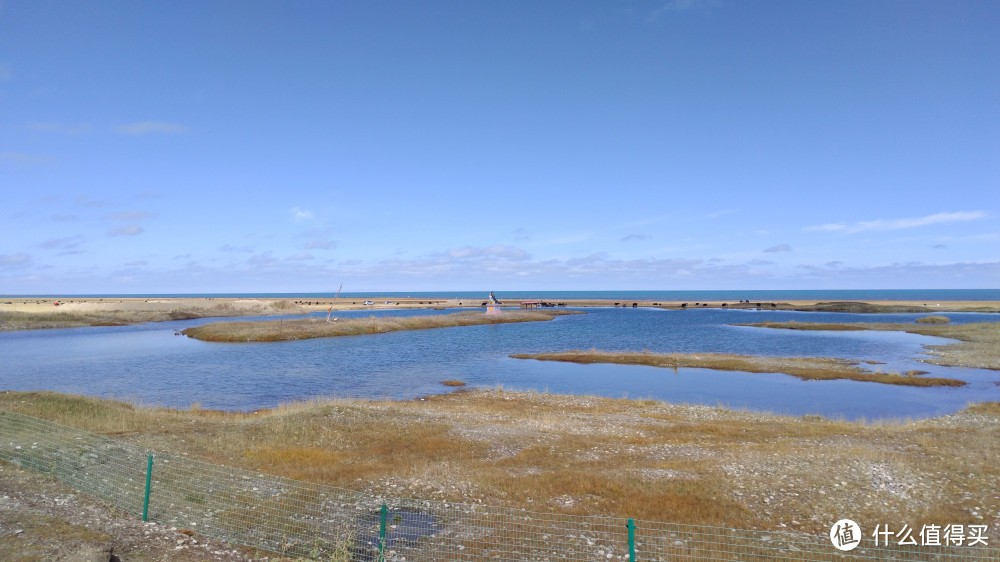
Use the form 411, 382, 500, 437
512, 320, 1000, 387
183, 309, 582, 342
510, 350, 965, 387
739, 320, 1000, 370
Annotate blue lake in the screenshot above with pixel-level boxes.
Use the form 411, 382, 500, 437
1, 307, 998, 421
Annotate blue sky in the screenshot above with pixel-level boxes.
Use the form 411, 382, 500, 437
2, 1, 998, 293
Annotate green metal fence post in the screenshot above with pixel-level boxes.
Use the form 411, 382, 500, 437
627, 518, 637, 561
142, 455, 153, 522
378, 503, 388, 562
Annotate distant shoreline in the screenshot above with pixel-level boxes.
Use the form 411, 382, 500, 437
3, 288, 999, 302
1, 296, 998, 331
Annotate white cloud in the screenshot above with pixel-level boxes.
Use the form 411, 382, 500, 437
806, 211, 987, 234
291, 207, 314, 221
115, 121, 187, 135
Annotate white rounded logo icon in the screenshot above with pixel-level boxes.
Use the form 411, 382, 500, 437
830, 519, 862, 551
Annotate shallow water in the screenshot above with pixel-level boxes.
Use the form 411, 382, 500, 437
1, 308, 997, 420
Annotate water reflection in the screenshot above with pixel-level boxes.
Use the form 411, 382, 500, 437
1, 308, 997, 420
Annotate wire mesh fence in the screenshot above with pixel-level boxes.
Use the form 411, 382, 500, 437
1, 409, 996, 561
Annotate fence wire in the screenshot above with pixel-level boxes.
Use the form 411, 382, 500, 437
1, 410, 995, 561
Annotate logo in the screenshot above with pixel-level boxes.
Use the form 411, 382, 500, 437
831, 519, 862, 551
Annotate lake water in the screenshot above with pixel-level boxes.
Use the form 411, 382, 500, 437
1, 307, 998, 421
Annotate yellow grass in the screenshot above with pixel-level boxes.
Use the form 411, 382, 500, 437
510, 349, 966, 386
3, 390, 999, 537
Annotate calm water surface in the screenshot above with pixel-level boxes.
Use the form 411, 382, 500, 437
2, 308, 998, 420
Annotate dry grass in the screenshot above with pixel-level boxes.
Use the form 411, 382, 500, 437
0, 301, 299, 331
2, 390, 998, 539
182, 310, 582, 342
440, 380, 467, 387
742, 321, 1000, 370
510, 349, 966, 387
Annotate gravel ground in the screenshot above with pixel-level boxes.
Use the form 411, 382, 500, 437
0, 464, 272, 561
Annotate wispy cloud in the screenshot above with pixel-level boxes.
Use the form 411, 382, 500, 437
40, 236, 84, 251
25, 122, 92, 135
291, 207, 314, 221
0, 152, 52, 166
806, 211, 987, 234
219, 244, 255, 253
115, 121, 187, 135
108, 225, 144, 237
75, 195, 108, 208
698, 209, 737, 220
104, 210, 158, 221
442, 245, 529, 260
306, 238, 337, 250
648, 0, 721, 21
620, 233, 651, 242
300, 226, 337, 249
0, 253, 31, 267
763, 243, 792, 253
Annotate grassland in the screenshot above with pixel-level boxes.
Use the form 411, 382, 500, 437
510, 350, 965, 386
1, 390, 998, 541
740, 320, 1000, 370
182, 309, 581, 342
